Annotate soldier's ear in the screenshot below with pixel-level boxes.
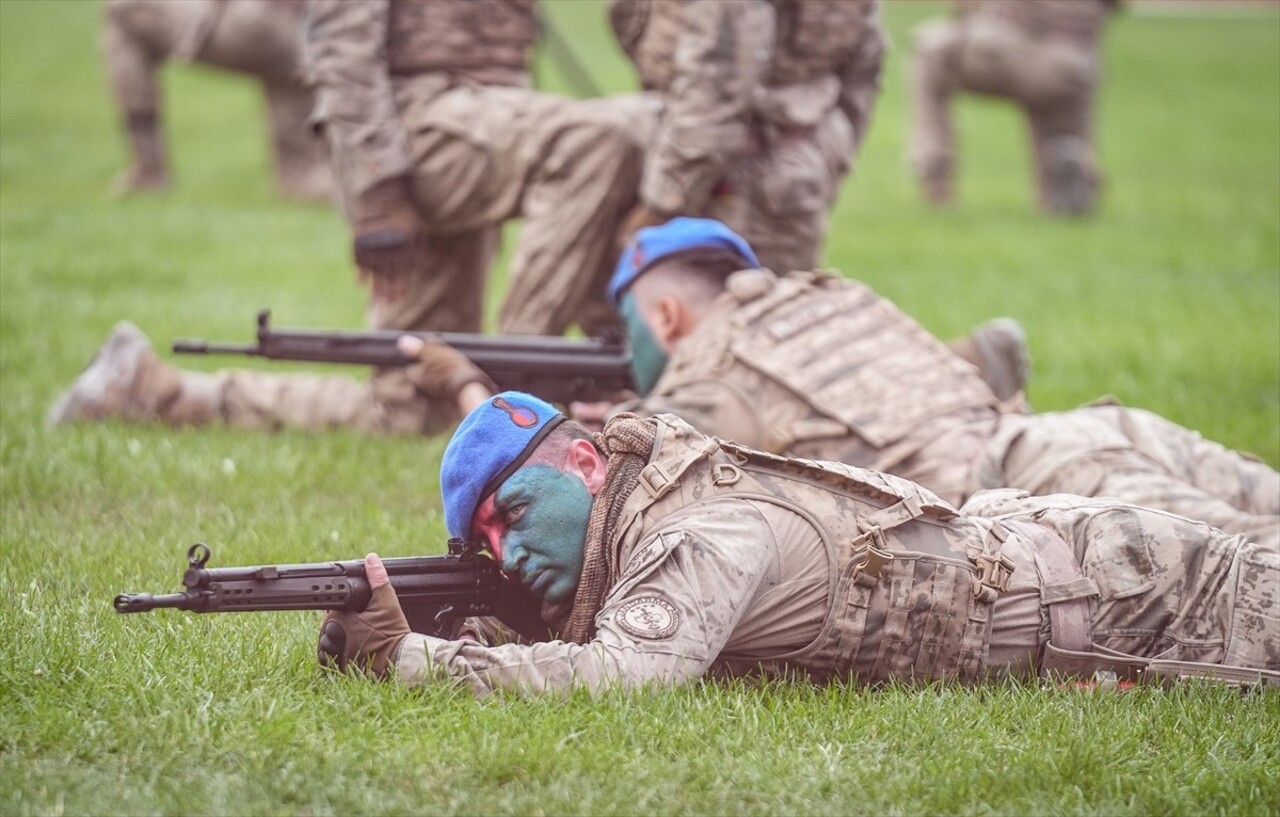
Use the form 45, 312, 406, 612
563, 439, 607, 495
652, 294, 689, 349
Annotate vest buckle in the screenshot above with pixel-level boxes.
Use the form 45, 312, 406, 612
638, 463, 676, 500
973, 552, 1015, 604
851, 528, 892, 589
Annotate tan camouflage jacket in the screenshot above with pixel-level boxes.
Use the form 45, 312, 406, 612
620, 269, 1001, 506
394, 414, 1034, 695
609, 0, 886, 214
304, 0, 536, 196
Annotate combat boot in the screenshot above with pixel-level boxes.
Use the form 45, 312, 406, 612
46, 322, 224, 427
950, 317, 1031, 404
919, 156, 954, 208
111, 112, 170, 195
1041, 135, 1098, 217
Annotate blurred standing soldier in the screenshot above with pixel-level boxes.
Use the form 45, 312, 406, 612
50, 0, 650, 437
608, 0, 887, 274
910, 0, 1120, 215
102, 0, 331, 202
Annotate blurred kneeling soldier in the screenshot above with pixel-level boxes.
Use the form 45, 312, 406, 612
609, 0, 887, 273
103, 0, 330, 201
909, 0, 1120, 215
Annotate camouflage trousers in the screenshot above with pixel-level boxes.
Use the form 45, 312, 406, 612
215, 86, 654, 436
329, 79, 657, 339
969, 492, 1279, 675
102, 0, 329, 200
974, 405, 1280, 549
909, 10, 1101, 213
700, 105, 860, 275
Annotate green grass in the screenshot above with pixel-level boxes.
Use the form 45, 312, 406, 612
1, 1, 1277, 815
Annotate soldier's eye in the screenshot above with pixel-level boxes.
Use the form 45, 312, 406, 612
505, 504, 528, 526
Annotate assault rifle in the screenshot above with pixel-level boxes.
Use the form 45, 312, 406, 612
114, 541, 551, 641
172, 309, 634, 405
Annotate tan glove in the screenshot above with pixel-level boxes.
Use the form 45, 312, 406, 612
352, 176, 428, 290
317, 554, 410, 679
403, 338, 497, 401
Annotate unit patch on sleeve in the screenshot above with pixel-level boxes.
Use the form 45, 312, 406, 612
616, 597, 681, 640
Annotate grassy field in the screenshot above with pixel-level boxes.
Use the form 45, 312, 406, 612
2, 1, 1278, 815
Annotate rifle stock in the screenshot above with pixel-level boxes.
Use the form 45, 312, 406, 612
172, 309, 634, 405
115, 541, 551, 641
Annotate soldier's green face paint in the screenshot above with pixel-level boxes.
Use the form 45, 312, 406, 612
471, 463, 591, 604
620, 292, 669, 396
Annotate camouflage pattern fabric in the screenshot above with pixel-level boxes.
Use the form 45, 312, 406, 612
307, 0, 651, 338
964, 489, 1280, 671
394, 416, 1278, 695
975, 405, 1280, 549
102, 0, 330, 200
910, 0, 1112, 214
618, 270, 1279, 544
210, 0, 654, 434
610, 0, 886, 273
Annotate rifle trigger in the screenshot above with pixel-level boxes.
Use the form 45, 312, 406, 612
434, 604, 457, 629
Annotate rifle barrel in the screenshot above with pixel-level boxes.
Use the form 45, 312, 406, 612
171, 340, 261, 356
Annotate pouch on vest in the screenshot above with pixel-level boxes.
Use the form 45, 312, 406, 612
725, 275, 997, 447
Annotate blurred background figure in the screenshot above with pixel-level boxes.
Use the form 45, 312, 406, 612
102, 0, 330, 202
910, 0, 1120, 216
609, 0, 887, 274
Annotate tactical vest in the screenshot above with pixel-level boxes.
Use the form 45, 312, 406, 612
652, 270, 998, 456
387, 0, 537, 77
607, 415, 1024, 684
610, 0, 874, 92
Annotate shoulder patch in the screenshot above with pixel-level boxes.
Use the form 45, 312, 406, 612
616, 597, 681, 640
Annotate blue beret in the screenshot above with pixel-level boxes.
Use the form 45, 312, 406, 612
608, 217, 760, 307
440, 391, 565, 539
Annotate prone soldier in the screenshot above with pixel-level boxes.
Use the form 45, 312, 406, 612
315, 391, 1280, 694
909, 0, 1119, 215
103, 0, 331, 201
609, 0, 887, 274
414, 218, 1279, 547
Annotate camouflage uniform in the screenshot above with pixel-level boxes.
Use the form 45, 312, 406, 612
205, 0, 653, 435
910, 0, 1114, 215
619, 269, 1280, 546
393, 415, 1279, 695
609, 0, 886, 273
102, 0, 331, 200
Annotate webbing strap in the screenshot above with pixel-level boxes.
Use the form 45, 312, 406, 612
1042, 644, 1280, 688
1002, 520, 1095, 657
1145, 660, 1280, 688
636, 437, 719, 502
849, 497, 925, 588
